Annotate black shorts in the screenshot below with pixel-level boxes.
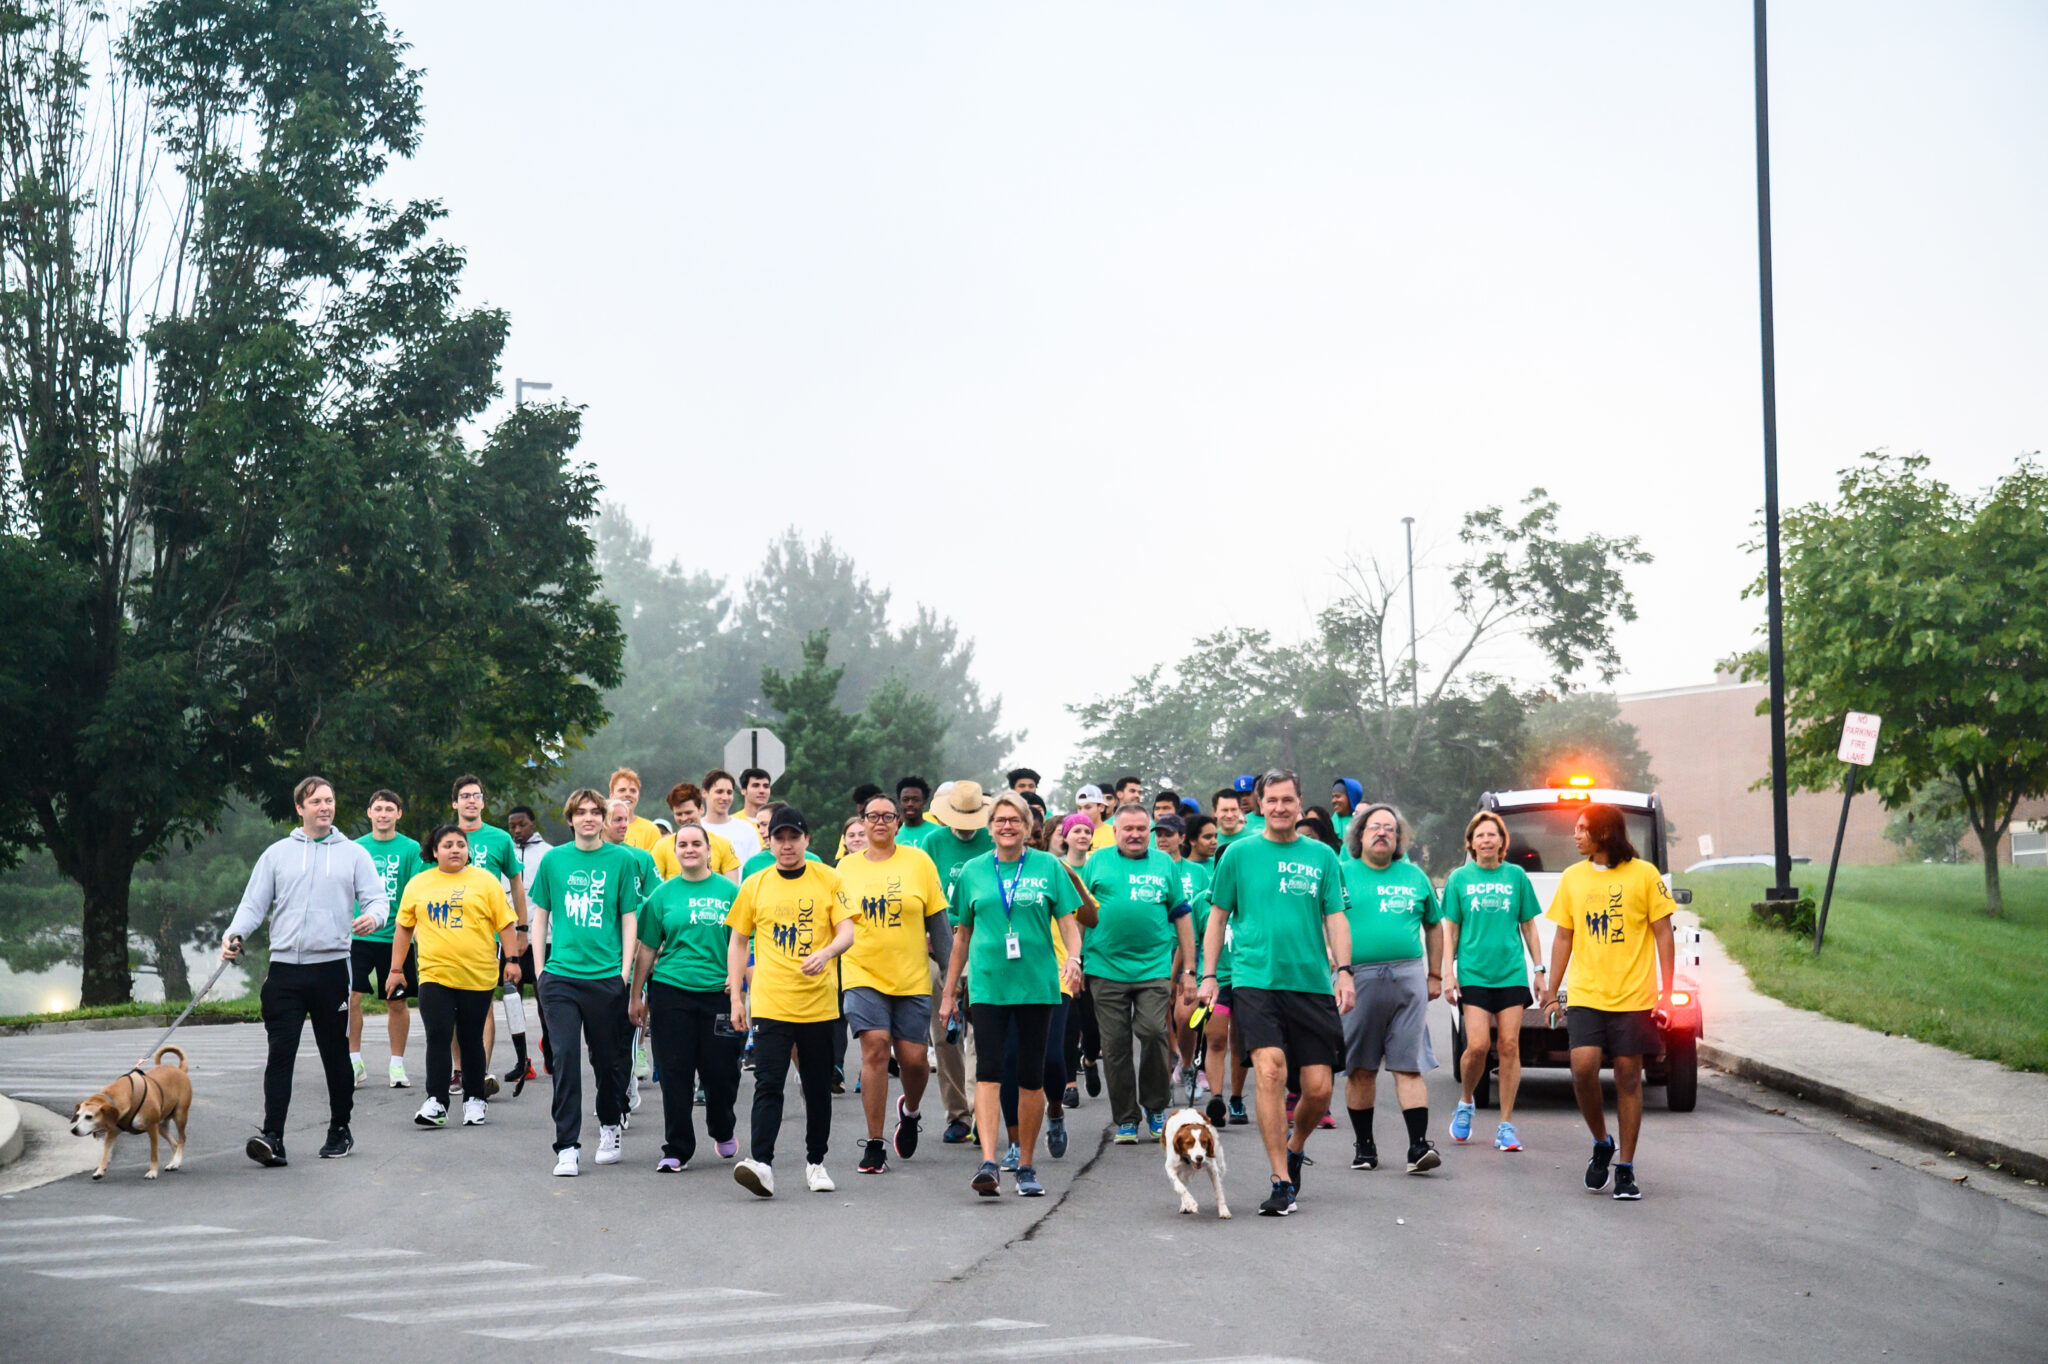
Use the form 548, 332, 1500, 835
1567, 1005, 1659, 1057
1459, 984, 1533, 1015
1231, 987, 1343, 1071
350, 938, 417, 1000
498, 940, 537, 995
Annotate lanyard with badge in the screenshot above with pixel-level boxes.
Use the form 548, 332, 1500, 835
997, 856, 1025, 960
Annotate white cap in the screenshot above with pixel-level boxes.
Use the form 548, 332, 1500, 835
1075, 784, 1106, 805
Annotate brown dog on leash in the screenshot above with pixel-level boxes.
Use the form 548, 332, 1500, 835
70, 1044, 193, 1181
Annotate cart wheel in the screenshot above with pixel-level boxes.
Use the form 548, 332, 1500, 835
1665, 1034, 1698, 1112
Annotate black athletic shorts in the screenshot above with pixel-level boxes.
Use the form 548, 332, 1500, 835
1458, 984, 1533, 1015
498, 940, 538, 995
1231, 986, 1343, 1071
350, 938, 417, 1000
1566, 1005, 1659, 1057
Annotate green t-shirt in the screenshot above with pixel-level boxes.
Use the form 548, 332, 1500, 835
353, 832, 424, 944
953, 849, 1080, 1006
1175, 857, 1227, 982
462, 822, 520, 886
1340, 857, 1442, 964
924, 827, 996, 922
1214, 826, 1253, 855
1081, 846, 1191, 983
529, 842, 643, 979
1331, 812, 1352, 845
741, 848, 821, 880
896, 820, 939, 851
638, 873, 738, 993
1206, 833, 1344, 995
1443, 860, 1543, 989
619, 842, 659, 905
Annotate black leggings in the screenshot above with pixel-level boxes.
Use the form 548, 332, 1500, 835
750, 1018, 837, 1166
972, 1001, 1053, 1089
420, 981, 493, 1107
1002, 997, 1068, 1127
647, 983, 743, 1163
1064, 982, 1101, 1077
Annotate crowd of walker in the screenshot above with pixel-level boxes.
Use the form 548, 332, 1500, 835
224, 760, 1678, 1214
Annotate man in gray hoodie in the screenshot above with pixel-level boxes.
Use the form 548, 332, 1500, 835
222, 775, 389, 1166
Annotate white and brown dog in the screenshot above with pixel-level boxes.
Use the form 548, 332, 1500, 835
1161, 1106, 1229, 1218
70, 1044, 193, 1181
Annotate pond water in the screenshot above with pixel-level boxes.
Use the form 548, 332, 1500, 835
0, 947, 251, 1015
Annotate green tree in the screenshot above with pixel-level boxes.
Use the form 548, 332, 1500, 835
1738, 453, 2048, 914
0, 1, 621, 1003
1519, 692, 1658, 792
1883, 778, 1968, 865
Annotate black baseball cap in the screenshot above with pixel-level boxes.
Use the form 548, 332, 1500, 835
767, 807, 809, 837
1153, 813, 1187, 837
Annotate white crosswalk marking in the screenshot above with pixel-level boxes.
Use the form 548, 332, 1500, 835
136, 1259, 533, 1296
477, 1299, 900, 1342
974, 1337, 1177, 1358
974, 1319, 1044, 1330
245, 1271, 637, 1308
0, 1234, 320, 1265
598, 1322, 950, 1360
0, 1215, 140, 1233
353, 1285, 769, 1325
43, 1247, 420, 1280
0, 1224, 238, 1248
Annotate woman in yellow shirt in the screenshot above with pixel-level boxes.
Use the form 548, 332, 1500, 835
389, 824, 522, 1130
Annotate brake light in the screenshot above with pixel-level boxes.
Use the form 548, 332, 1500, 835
1669, 991, 1692, 1006
1558, 789, 1590, 802
1568, 774, 1594, 787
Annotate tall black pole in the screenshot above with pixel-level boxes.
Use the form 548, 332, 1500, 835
1754, 0, 1797, 901
1402, 516, 1419, 711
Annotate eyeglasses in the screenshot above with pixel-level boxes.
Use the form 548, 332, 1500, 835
863, 811, 899, 823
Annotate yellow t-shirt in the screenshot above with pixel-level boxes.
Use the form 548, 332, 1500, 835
1091, 822, 1115, 851
728, 862, 857, 1024
397, 866, 517, 992
1545, 857, 1674, 1012
651, 831, 741, 881
836, 845, 948, 998
624, 816, 664, 851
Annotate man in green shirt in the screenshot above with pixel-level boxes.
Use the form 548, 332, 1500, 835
451, 774, 530, 1085
1339, 803, 1445, 1176
529, 787, 643, 1176
349, 789, 424, 1090
924, 779, 994, 1143
1198, 769, 1355, 1218
1083, 805, 1195, 1143
1211, 788, 1251, 853
895, 776, 937, 850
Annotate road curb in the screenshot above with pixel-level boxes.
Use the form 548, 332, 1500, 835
0, 1093, 21, 1167
1700, 1039, 2048, 1185
0, 1012, 252, 1038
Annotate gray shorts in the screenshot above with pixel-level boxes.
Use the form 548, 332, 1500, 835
843, 986, 932, 1044
1342, 958, 1438, 1074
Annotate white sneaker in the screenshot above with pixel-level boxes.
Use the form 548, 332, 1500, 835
553, 1147, 579, 1177
628, 1076, 643, 1112
351, 1056, 366, 1088
596, 1124, 623, 1164
388, 1058, 409, 1088
734, 1157, 774, 1197
634, 1044, 652, 1080
805, 1162, 835, 1192
462, 1098, 487, 1126
413, 1096, 447, 1128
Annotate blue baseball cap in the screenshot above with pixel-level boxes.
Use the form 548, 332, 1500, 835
1232, 775, 1257, 794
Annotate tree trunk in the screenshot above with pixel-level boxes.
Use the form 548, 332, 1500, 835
77, 842, 138, 1007
152, 903, 193, 1002
1980, 838, 2005, 917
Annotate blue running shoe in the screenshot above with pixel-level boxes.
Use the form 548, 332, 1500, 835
1046, 1116, 1068, 1159
1450, 1100, 1475, 1144
1146, 1109, 1166, 1138
1001, 1141, 1020, 1172
1227, 1097, 1249, 1125
1495, 1121, 1522, 1152
1114, 1123, 1139, 1145
1015, 1165, 1045, 1197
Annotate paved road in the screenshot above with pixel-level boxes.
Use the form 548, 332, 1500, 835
1, 1012, 2044, 1363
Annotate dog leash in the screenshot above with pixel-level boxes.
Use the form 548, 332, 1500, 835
135, 952, 237, 1068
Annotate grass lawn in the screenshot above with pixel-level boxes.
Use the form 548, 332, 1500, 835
0, 994, 395, 1031
1676, 864, 2048, 1074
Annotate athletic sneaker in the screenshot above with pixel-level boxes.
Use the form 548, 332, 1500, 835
1258, 1178, 1297, 1217
1287, 1147, 1305, 1193
858, 1139, 888, 1174
1351, 1136, 1377, 1171
1002, 1141, 1021, 1172
1495, 1121, 1523, 1152
971, 1160, 1002, 1196
388, 1058, 409, 1088
1046, 1116, 1068, 1159
482, 1073, 500, 1100
413, 1097, 448, 1128
1015, 1165, 1045, 1197
655, 1156, 683, 1173
634, 1043, 651, 1080
893, 1097, 920, 1159
1613, 1163, 1642, 1200
1450, 1100, 1475, 1144
943, 1119, 974, 1144
1228, 1097, 1249, 1126
627, 1076, 642, 1112
318, 1124, 353, 1159
1063, 1084, 1081, 1108
1407, 1139, 1441, 1174
504, 1059, 535, 1087
831, 1066, 845, 1095
553, 1147, 579, 1177
805, 1162, 835, 1192
1114, 1123, 1139, 1145
451, 1068, 462, 1093
1585, 1136, 1616, 1192
734, 1158, 774, 1197
1084, 1059, 1102, 1096
351, 1056, 367, 1088
246, 1130, 287, 1166
462, 1098, 488, 1127
595, 1124, 623, 1164
1146, 1110, 1166, 1138
716, 1139, 738, 1160
1318, 1110, 1336, 1129
1205, 1094, 1227, 1125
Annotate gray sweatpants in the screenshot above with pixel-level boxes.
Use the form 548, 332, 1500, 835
1089, 975, 1173, 1127
538, 972, 630, 1152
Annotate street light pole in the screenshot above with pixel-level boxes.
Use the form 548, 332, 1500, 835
1753, 0, 1797, 902
515, 377, 553, 407
1402, 516, 1420, 712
